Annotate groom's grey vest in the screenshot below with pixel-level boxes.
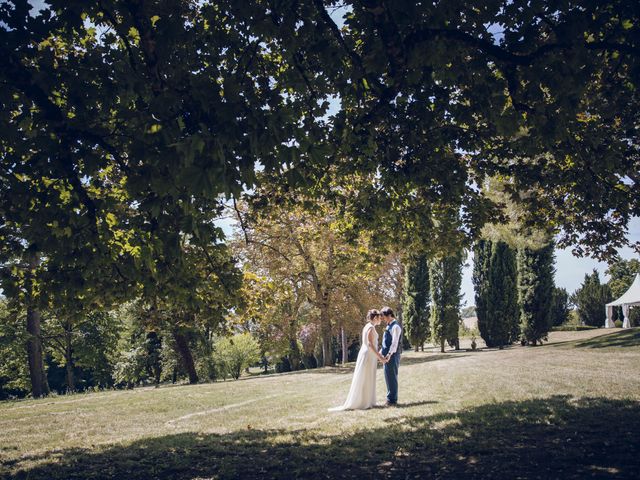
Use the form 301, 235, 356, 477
381, 320, 400, 356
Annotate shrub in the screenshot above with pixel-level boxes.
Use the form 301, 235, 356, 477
551, 325, 598, 332
215, 333, 260, 380
614, 320, 623, 328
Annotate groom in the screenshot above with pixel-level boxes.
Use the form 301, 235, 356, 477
379, 306, 402, 406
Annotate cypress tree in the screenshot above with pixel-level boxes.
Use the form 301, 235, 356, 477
474, 240, 519, 348
472, 240, 491, 344
490, 241, 520, 345
402, 254, 430, 351
517, 242, 555, 345
550, 287, 570, 327
430, 253, 463, 353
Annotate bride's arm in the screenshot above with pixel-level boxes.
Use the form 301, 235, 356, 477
367, 328, 386, 362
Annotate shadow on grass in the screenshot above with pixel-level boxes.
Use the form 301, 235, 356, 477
307, 353, 471, 375
388, 400, 438, 409
3, 396, 639, 479
542, 328, 640, 350
399, 353, 470, 367
574, 328, 640, 349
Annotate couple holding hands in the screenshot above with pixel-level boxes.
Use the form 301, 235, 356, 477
330, 307, 401, 411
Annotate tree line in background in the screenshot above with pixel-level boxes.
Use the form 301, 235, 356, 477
0, 191, 407, 399
0, 225, 637, 400
402, 250, 638, 354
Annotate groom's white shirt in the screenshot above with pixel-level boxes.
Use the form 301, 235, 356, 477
387, 323, 402, 356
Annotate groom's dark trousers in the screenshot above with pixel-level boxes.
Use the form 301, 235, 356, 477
384, 352, 400, 404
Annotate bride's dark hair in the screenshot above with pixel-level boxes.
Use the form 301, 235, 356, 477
366, 309, 380, 322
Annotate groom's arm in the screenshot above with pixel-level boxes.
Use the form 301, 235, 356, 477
387, 324, 401, 356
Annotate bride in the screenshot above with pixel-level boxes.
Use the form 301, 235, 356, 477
329, 309, 388, 411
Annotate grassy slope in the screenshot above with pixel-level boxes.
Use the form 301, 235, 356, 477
1, 328, 639, 479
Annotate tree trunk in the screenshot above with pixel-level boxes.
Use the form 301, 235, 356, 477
25, 252, 49, 398
153, 365, 161, 386
414, 345, 419, 352
287, 318, 301, 370
341, 327, 348, 364
440, 337, 445, 353
26, 306, 49, 397
65, 362, 75, 393
320, 319, 335, 367
64, 330, 75, 393
321, 333, 334, 367
172, 330, 198, 384
288, 337, 301, 371
319, 304, 334, 367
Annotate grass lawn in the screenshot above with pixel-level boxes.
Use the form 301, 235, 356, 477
1, 328, 639, 479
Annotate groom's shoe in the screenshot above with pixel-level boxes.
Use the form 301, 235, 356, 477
384, 401, 397, 407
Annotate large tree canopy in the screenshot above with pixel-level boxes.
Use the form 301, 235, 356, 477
0, 0, 328, 310
270, 0, 640, 258
1, 0, 638, 297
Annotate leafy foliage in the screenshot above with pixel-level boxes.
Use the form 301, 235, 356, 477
0, 300, 30, 399
233, 195, 387, 367
45, 310, 122, 391
113, 345, 149, 389
266, 0, 640, 259
112, 303, 162, 388
606, 258, 640, 298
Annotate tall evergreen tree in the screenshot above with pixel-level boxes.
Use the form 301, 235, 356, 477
517, 243, 555, 345
550, 287, 571, 327
402, 255, 430, 352
490, 241, 520, 346
571, 270, 613, 327
430, 254, 463, 353
473, 240, 491, 344
474, 240, 519, 348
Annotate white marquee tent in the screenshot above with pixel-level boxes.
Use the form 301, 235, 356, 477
605, 273, 640, 328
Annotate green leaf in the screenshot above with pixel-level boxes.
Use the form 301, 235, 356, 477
106, 213, 117, 228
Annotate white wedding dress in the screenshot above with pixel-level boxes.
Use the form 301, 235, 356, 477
329, 323, 378, 411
